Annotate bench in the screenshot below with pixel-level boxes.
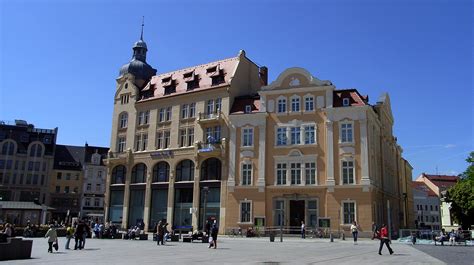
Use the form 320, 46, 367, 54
0, 238, 33, 261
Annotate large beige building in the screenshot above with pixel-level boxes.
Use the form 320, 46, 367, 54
105, 32, 413, 236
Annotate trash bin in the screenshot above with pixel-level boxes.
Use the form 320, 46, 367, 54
270, 232, 275, 242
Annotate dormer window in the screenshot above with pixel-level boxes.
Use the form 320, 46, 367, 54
211, 71, 225, 86
342, 98, 350, 106
164, 84, 176, 95
184, 71, 199, 91
162, 77, 176, 95
206, 65, 218, 74
245, 105, 252, 113
162, 76, 172, 85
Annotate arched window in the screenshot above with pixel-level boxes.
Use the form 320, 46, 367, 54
29, 143, 42, 157
112, 165, 126, 184
1, 141, 15, 155
131, 163, 147, 183
200, 158, 221, 181
176, 160, 194, 182
119, 112, 128, 129
153, 162, 170, 182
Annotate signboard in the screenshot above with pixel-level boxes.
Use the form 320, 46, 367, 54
150, 150, 173, 159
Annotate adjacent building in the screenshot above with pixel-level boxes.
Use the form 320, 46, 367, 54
105, 30, 414, 236
412, 181, 440, 230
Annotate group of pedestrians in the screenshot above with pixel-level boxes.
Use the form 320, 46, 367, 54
348, 221, 393, 255
44, 219, 91, 253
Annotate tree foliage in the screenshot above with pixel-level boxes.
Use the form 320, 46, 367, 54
446, 152, 474, 228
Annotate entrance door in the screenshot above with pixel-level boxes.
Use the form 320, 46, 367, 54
290, 200, 305, 233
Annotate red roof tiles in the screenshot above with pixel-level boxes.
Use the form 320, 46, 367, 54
230, 96, 261, 114
412, 181, 438, 197
333, 89, 368, 107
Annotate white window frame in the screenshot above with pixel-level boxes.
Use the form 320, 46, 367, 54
187, 128, 194, 146
341, 200, 357, 224
159, 108, 165, 122
189, 103, 196, 118
304, 94, 315, 112
276, 163, 287, 185
117, 137, 126, 152
242, 127, 254, 147
342, 98, 350, 106
290, 95, 300, 113
181, 104, 189, 119
290, 162, 302, 185
290, 127, 301, 145
85, 198, 91, 207
241, 162, 252, 186
277, 96, 287, 113
275, 127, 287, 146
166, 106, 172, 121
86, 183, 92, 191
340, 121, 354, 144
156, 132, 163, 149
304, 125, 316, 144
305, 162, 317, 185
164, 130, 170, 148
119, 112, 128, 129
244, 105, 252, 113
239, 200, 252, 224
341, 158, 355, 185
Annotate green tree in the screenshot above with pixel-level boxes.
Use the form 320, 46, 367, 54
445, 152, 474, 229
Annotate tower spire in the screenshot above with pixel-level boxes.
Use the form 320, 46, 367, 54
140, 16, 144, 40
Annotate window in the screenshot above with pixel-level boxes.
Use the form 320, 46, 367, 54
211, 71, 225, 86
290, 127, 301, 145
1, 142, 14, 155
242, 163, 252, 185
240, 201, 251, 223
342, 98, 350, 106
98, 171, 102, 178
135, 133, 148, 151
29, 144, 42, 157
176, 160, 194, 181
430, 205, 433, 211
164, 84, 176, 95
57, 172, 62, 180
215, 98, 222, 112
308, 200, 318, 227
425, 205, 428, 211
305, 96, 314, 111
131, 163, 147, 183
157, 131, 170, 149
200, 158, 221, 181
275, 200, 285, 226
64, 186, 70, 193
206, 99, 214, 114
94, 198, 100, 207
156, 132, 163, 149
277, 98, 286, 113
304, 125, 315, 144
166, 107, 172, 121
341, 123, 353, 143
242, 128, 253, 147
305, 162, 316, 185
290, 163, 301, 185
187, 79, 199, 90
96, 184, 101, 192
153, 162, 170, 182
117, 137, 126, 152
138, 110, 150, 125
189, 103, 196, 118
85, 198, 91, 206
111, 165, 126, 184
181, 104, 189, 119
343, 201, 355, 224
435, 205, 438, 211
164, 131, 170, 148
205, 126, 221, 144
276, 163, 287, 185
245, 105, 252, 113
342, 160, 354, 184
120, 94, 129, 104
119, 113, 128, 128
179, 129, 186, 147
159, 108, 165, 122
291, 97, 300, 112
65, 173, 71, 180
187, 128, 194, 146
73, 187, 78, 193
87, 183, 92, 191
276, 127, 287, 146
55, 186, 60, 193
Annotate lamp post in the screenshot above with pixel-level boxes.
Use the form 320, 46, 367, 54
201, 186, 209, 231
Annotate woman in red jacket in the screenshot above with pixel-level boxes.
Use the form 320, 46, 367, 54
378, 224, 393, 255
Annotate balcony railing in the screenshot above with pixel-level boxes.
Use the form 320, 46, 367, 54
197, 111, 222, 122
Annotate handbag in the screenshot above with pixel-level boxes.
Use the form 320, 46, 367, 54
53, 239, 59, 251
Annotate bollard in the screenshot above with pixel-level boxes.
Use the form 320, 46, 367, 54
330, 233, 334, 242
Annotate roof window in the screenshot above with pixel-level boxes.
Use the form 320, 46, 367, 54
342, 98, 350, 106
245, 105, 252, 114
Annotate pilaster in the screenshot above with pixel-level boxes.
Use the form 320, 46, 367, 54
143, 168, 153, 230
325, 120, 335, 190
257, 124, 266, 192
191, 164, 201, 230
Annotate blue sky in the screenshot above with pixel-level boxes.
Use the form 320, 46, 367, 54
0, 0, 472, 178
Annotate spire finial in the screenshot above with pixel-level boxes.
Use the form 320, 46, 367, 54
140, 16, 144, 40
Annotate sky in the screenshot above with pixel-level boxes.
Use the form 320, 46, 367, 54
0, 0, 472, 178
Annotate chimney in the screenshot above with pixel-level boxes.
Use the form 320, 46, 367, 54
259, 66, 268, 86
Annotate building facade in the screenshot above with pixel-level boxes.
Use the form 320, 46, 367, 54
105, 33, 413, 236
412, 181, 440, 230
0, 120, 57, 206
81, 144, 108, 222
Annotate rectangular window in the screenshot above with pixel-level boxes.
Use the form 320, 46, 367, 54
290, 163, 301, 185
307, 200, 318, 227
135, 134, 142, 151
94, 198, 100, 207
164, 131, 170, 148
142, 134, 148, 151
342, 161, 354, 184
166, 106, 172, 121
276, 163, 287, 185
277, 127, 287, 146
157, 132, 163, 149
137, 110, 149, 125
118, 137, 126, 152
278, 98, 286, 113
275, 200, 285, 226
159, 108, 165, 122
240, 201, 251, 223
215, 98, 222, 112
55, 186, 60, 193
187, 128, 194, 146
242, 164, 252, 185
66, 173, 71, 180
291, 97, 300, 112
343, 202, 355, 224
341, 123, 353, 143
96, 184, 101, 192
87, 183, 92, 191
305, 162, 316, 185
214, 126, 221, 143
189, 103, 196, 118
290, 127, 301, 145
85, 198, 91, 206
57, 172, 62, 180
98, 171, 102, 178
64, 186, 70, 193
206, 99, 214, 114
305, 96, 314, 111
181, 104, 189, 119
304, 125, 315, 144
242, 128, 253, 147
14, 160, 19, 170
179, 129, 186, 147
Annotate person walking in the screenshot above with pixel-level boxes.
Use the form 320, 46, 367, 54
156, 221, 164, 245
210, 220, 218, 249
378, 224, 393, 255
371, 222, 378, 240
74, 221, 85, 250
82, 221, 90, 248
350, 221, 359, 244
65, 224, 74, 249
44, 224, 58, 253
301, 221, 306, 239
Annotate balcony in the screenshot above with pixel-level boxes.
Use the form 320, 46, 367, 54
196, 140, 226, 157
197, 111, 222, 124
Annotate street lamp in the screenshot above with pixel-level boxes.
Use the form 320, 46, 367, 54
201, 186, 209, 231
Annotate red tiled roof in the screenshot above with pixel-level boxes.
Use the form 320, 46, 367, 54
139, 55, 240, 102
230, 95, 261, 114
423, 174, 459, 189
412, 181, 437, 197
333, 89, 368, 107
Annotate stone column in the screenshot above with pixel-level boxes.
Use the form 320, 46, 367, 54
191, 163, 201, 230
359, 119, 370, 189
257, 124, 266, 191
228, 125, 236, 191
167, 170, 175, 227
104, 165, 112, 223
325, 121, 335, 189
143, 168, 153, 230
121, 153, 132, 229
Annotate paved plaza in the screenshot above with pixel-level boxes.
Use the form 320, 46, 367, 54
7, 236, 471, 265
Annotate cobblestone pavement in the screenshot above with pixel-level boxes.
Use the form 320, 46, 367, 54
8, 236, 449, 264
411, 244, 474, 265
